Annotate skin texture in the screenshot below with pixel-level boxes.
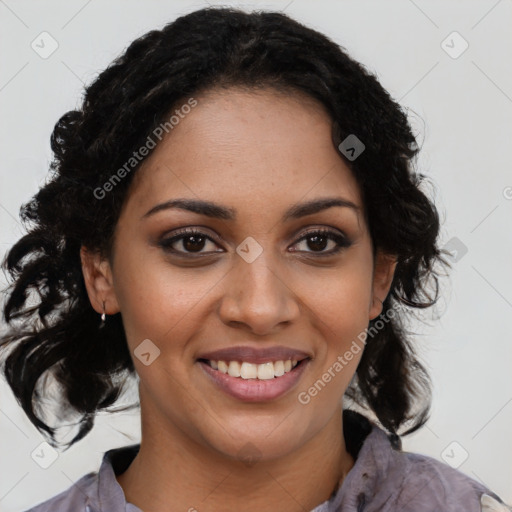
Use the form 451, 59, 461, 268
81, 87, 397, 512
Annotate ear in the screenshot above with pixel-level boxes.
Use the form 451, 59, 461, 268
369, 250, 397, 320
80, 246, 120, 315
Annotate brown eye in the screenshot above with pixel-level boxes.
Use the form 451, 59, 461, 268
305, 234, 329, 252
291, 229, 351, 255
158, 229, 223, 255
181, 234, 206, 252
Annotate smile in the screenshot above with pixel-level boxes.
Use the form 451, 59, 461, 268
203, 359, 299, 379
198, 358, 310, 402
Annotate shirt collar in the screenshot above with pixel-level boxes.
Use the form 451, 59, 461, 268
89, 411, 394, 512
86, 444, 141, 512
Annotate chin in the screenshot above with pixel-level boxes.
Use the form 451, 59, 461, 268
200, 416, 312, 464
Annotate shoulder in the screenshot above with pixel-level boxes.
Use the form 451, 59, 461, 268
23, 472, 97, 512
22, 443, 140, 512
366, 428, 509, 511
340, 413, 510, 512
398, 449, 507, 511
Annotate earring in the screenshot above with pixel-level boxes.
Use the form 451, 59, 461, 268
99, 300, 106, 328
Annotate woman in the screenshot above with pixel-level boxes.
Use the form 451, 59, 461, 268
0, 7, 508, 512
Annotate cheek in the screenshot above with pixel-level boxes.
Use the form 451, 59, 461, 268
293, 258, 374, 336
111, 247, 220, 346
290, 253, 373, 401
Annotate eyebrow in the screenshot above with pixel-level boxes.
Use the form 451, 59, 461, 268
141, 197, 360, 221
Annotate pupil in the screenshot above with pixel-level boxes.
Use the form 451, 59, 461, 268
184, 235, 205, 252
308, 235, 327, 251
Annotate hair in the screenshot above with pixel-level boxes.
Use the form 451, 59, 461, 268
0, 7, 448, 448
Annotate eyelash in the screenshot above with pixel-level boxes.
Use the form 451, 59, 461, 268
158, 227, 352, 257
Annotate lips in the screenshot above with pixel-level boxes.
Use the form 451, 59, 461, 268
197, 345, 311, 365
198, 357, 310, 402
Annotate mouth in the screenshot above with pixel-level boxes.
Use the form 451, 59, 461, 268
198, 357, 306, 379
197, 357, 311, 402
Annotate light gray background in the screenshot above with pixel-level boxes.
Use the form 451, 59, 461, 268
1, 1, 511, 510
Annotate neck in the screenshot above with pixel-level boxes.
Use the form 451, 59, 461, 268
117, 405, 354, 512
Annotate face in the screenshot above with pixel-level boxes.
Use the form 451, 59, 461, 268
82, 87, 396, 462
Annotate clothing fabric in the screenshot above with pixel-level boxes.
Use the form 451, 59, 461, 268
24, 411, 509, 512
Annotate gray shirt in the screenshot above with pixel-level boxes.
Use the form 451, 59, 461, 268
24, 412, 508, 512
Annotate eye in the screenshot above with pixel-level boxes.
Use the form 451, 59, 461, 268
158, 228, 223, 255
158, 227, 351, 257
290, 229, 351, 255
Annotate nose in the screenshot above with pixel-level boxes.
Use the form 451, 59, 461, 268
218, 250, 300, 335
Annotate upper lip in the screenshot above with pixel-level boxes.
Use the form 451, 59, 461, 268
197, 345, 311, 364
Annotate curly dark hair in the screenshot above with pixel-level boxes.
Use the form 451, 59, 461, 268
0, 7, 448, 448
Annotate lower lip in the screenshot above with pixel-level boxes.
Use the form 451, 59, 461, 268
198, 360, 309, 402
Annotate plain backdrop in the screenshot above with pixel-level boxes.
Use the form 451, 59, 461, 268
1, 0, 511, 510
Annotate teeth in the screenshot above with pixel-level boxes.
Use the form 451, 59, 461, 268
273, 360, 285, 377
257, 362, 274, 380
228, 361, 241, 377
240, 361, 258, 379
208, 359, 301, 379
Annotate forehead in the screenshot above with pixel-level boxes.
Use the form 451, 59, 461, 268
125, 87, 363, 218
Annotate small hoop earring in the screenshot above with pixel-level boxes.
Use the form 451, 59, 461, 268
99, 300, 106, 328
